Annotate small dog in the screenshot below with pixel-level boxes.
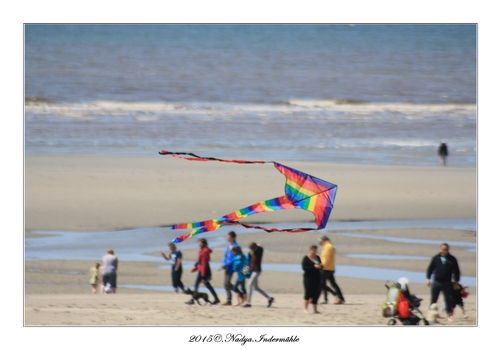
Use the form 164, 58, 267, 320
427, 303, 443, 323
184, 288, 212, 305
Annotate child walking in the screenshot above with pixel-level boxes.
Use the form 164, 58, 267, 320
452, 284, 469, 318
231, 246, 248, 306
441, 284, 469, 319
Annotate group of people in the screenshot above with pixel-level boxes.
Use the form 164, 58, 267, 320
220, 232, 275, 308
88, 248, 119, 294
301, 235, 345, 314
162, 230, 348, 312
162, 231, 275, 308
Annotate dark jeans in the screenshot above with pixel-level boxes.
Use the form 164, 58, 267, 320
233, 279, 246, 296
102, 272, 117, 288
321, 270, 344, 301
430, 280, 453, 314
194, 273, 219, 302
171, 268, 184, 290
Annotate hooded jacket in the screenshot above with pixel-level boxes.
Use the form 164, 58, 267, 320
222, 241, 240, 273
192, 246, 212, 278
232, 253, 248, 282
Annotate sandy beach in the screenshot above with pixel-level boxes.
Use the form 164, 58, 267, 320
25, 155, 476, 232
24, 155, 477, 331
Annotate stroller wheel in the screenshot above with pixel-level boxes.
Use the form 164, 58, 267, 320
388, 319, 397, 326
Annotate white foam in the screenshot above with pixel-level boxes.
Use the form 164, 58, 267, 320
381, 139, 437, 147
25, 99, 477, 120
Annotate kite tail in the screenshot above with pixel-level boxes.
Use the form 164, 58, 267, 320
171, 220, 314, 243
171, 219, 227, 243
171, 221, 226, 244
159, 150, 268, 164
227, 221, 318, 233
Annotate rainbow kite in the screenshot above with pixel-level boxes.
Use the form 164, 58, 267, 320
160, 151, 338, 243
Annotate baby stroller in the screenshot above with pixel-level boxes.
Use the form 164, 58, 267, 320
382, 277, 429, 326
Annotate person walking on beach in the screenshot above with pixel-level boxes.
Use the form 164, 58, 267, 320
318, 235, 345, 304
243, 242, 274, 308
101, 248, 118, 294
88, 262, 101, 294
221, 231, 240, 306
231, 246, 248, 306
161, 242, 185, 293
450, 283, 469, 319
186, 238, 221, 305
302, 244, 323, 314
426, 243, 460, 322
438, 140, 449, 166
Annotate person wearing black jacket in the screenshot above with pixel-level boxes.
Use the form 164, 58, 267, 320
242, 242, 274, 308
438, 141, 449, 166
426, 243, 460, 321
302, 245, 323, 314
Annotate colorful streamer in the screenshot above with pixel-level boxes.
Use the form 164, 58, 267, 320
159, 151, 337, 243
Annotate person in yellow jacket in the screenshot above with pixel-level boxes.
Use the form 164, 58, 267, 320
319, 235, 345, 304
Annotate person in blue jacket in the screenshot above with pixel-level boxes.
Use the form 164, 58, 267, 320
231, 245, 248, 306
221, 231, 240, 306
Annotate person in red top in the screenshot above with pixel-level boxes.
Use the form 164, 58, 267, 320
185, 238, 221, 305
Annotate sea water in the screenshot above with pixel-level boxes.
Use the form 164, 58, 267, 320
24, 24, 476, 167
